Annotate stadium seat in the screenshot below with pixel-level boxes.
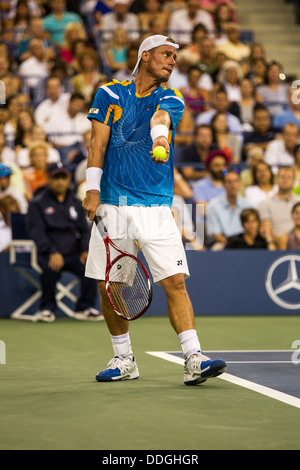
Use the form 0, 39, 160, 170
9, 213, 79, 321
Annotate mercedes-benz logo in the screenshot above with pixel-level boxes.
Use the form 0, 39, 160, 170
265, 255, 300, 310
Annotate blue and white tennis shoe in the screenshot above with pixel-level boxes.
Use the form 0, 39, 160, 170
96, 356, 139, 382
184, 352, 227, 385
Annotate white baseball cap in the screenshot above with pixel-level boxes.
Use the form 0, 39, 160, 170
132, 35, 179, 77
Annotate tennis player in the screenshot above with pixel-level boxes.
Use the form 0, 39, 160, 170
82, 35, 226, 385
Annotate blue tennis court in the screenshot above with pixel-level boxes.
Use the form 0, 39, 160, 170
148, 350, 300, 407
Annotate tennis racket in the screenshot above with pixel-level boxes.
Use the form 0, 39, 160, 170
94, 214, 153, 321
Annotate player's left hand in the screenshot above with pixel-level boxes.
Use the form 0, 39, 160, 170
150, 140, 170, 164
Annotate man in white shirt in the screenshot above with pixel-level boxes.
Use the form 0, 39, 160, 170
35, 76, 70, 133
18, 39, 49, 89
100, 0, 140, 43
264, 123, 299, 170
168, 0, 215, 46
45, 93, 91, 162
195, 87, 242, 136
258, 166, 300, 240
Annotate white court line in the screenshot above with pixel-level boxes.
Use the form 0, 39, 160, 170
146, 351, 300, 410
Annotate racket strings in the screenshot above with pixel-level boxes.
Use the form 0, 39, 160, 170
108, 256, 150, 319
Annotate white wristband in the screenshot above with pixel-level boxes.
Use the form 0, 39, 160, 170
86, 167, 103, 191
150, 124, 169, 142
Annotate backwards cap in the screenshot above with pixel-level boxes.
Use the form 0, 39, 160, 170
132, 35, 179, 77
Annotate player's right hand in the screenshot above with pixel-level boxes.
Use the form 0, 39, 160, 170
82, 190, 101, 222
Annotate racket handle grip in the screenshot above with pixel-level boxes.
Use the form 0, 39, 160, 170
94, 215, 107, 234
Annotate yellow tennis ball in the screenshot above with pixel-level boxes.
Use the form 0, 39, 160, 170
153, 146, 167, 159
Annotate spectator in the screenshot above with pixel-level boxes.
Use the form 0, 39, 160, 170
18, 39, 50, 93
198, 36, 218, 76
68, 38, 88, 74
179, 65, 209, 118
258, 166, 300, 243
184, 22, 208, 63
104, 27, 129, 74
64, 129, 91, 181
138, 0, 169, 34
200, 0, 237, 17
168, 0, 215, 47
22, 141, 50, 200
71, 48, 106, 103
217, 60, 243, 103
0, 210, 12, 252
206, 168, 253, 249
18, 16, 54, 62
60, 21, 87, 64
178, 124, 219, 181
264, 123, 299, 170
273, 86, 300, 132
26, 162, 103, 323
113, 46, 139, 81
15, 108, 35, 152
4, 95, 22, 147
93, 0, 114, 29
99, 0, 140, 44
46, 93, 91, 163
168, 48, 213, 93
43, 0, 83, 47
16, 125, 61, 169
174, 107, 195, 147
225, 208, 276, 250
214, 2, 237, 45
240, 146, 265, 194
211, 111, 241, 162
216, 23, 251, 63
162, 0, 185, 16
0, 57, 20, 101
0, 133, 26, 196
193, 149, 227, 205
256, 61, 289, 118
244, 161, 278, 208
292, 143, 300, 193
0, 163, 28, 214
248, 57, 267, 87
12, 0, 32, 45
277, 202, 300, 250
143, 15, 167, 38
242, 104, 280, 158
34, 76, 71, 133
237, 77, 256, 131
0, 130, 17, 165
0, 163, 27, 252
195, 87, 242, 137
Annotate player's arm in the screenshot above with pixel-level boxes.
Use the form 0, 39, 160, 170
82, 119, 111, 222
150, 109, 171, 164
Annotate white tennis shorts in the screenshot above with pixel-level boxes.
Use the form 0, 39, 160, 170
85, 205, 190, 284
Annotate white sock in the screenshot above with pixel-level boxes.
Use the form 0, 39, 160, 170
111, 333, 133, 359
178, 329, 201, 359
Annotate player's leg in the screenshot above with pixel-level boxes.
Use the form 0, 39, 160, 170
136, 206, 226, 385
85, 205, 139, 381
160, 273, 226, 384
96, 280, 139, 381
160, 273, 195, 334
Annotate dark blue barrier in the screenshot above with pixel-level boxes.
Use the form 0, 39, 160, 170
0, 250, 299, 318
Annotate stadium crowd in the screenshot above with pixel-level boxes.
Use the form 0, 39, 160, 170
1, 0, 300, 254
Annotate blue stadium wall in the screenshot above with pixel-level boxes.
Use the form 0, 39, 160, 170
0, 250, 300, 318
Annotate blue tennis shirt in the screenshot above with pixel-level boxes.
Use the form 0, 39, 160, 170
87, 80, 185, 207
